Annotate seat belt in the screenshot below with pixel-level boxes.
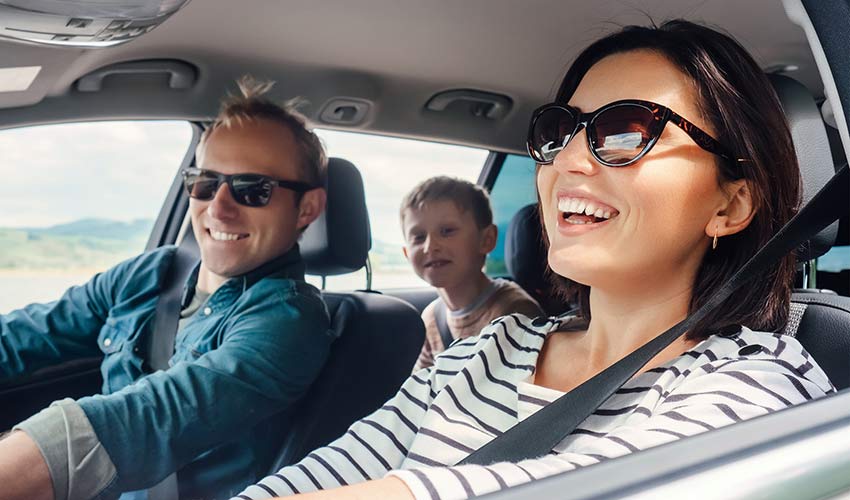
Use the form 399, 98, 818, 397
144, 243, 199, 500
433, 299, 455, 350
147, 244, 198, 371
459, 164, 849, 466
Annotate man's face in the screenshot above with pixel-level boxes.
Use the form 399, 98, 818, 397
190, 118, 321, 287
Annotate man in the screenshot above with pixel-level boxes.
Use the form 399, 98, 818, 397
0, 76, 332, 500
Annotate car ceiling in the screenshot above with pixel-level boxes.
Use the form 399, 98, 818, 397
0, 0, 820, 154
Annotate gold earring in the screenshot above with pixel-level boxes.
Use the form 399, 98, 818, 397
712, 225, 718, 250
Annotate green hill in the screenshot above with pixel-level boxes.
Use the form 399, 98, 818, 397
0, 219, 153, 270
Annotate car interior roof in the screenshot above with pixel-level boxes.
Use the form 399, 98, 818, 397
0, 0, 824, 155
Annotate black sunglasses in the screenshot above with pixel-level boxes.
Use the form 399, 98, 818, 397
527, 99, 734, 167
182, 167, 316, 207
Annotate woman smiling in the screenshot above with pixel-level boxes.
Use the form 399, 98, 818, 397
233, 20, 834, 500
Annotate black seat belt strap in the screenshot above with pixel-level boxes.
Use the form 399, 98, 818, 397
459, 164, 848, 466
434, 299, 455, 350
147, 244, 198, 372
145, 243, 198, 500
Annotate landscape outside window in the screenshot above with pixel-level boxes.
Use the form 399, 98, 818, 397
0, 120, 193, 313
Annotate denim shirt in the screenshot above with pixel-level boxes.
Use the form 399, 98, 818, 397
1, 244, 335, 499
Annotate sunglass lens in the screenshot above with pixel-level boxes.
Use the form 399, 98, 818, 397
531, 107, 577, 163
185, 171, 220, 200
231, 175, 273, 207
591, 105, 655, 165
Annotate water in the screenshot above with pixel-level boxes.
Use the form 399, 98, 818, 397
0, 271, 94, 313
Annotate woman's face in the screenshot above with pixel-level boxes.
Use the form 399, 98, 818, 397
537, 50, 733, 293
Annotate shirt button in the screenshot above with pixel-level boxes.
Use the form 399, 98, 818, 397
103, 338, 112, 347
738, 344, 763, 356
203, 307, 212, 316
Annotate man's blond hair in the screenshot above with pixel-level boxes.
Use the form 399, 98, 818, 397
199, 75, 327, 188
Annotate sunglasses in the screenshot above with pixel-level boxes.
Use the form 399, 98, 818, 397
527, 99, 733, 167
182, 167, 316, 207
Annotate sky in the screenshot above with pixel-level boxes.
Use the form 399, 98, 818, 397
0, 120, 192, 228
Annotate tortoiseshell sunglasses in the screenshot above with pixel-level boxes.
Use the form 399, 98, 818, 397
527, 99, 733, 167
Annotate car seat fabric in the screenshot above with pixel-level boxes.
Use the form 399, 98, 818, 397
785, 292, 850, 390
769, 73, 839, 260
301, 157, 372, 276
268, 157, 425, 469
505, 204, 572, 315
769, 75, 850, 390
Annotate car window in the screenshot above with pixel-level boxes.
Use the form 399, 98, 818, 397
0, 120, 194, 313
310, 129, 488, 290
485, 154, 538, 277
820, 245, 850, 272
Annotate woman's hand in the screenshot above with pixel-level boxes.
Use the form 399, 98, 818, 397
276, 476, 414, 500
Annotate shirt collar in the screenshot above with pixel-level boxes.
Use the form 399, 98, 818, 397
240, 243, 305, 288
182, 244, 305, 307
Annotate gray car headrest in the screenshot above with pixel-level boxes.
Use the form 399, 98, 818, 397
301, 157, 372, 276
769, 74, 839, 261
505, 204, 547, 292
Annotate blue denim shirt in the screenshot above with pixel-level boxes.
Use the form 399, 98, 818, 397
1, 244, 334, 499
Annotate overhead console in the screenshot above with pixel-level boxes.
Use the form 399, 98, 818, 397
0, 0, 190, 47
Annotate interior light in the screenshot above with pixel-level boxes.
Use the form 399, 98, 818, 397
0, 0, 191, 48
0, 66, 41, 92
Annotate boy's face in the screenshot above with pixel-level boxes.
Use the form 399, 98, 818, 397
402, 199, 497, 288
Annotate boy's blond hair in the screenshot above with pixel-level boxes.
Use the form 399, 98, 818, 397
400, 176, 493, 229
199, 75, 327, 188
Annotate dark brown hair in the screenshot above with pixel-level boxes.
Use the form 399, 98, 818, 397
400, 176, 494, 230
543, 20, 801, 340
200, 75, 328, 189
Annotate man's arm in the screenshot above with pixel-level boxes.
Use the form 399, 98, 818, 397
74, 289, 334, 496
0, 253, 140, 379
0, 431, 52, 500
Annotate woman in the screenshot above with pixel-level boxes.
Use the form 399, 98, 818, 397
233, 20, 834, 500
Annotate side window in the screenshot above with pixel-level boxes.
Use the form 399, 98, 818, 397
312, 129, 488, 290
816, 216, 849, 295
0, 121, 194, 312
485, 154, 538, 276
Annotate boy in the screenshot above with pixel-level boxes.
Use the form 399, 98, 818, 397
400, 176, 542, 370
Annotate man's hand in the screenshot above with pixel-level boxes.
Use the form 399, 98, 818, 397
0, 431, 54, 500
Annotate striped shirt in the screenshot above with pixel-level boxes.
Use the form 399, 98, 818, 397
234, 314, 834, 500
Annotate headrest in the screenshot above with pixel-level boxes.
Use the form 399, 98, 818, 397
301, 157, 372, 276
769, 74, 839, 261
505, 204, 548, 292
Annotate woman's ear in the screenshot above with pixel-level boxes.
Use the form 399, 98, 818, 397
705, 179, 755, 239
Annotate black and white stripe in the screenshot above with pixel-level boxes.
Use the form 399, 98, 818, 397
234, 316, 834, 500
